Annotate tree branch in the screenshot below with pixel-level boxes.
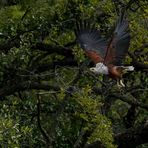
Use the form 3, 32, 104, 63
32, 58, 77, 73
128, 52, 148, 70
92, 87, 148, 110
32, 42, 73, 56
37, 94, 53, 146
109, 93, 148, 110
0, 81, 60, 97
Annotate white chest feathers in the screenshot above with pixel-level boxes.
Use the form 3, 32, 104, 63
90, 63, 109, 75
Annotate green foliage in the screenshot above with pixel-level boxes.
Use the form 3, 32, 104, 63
0, 98, 33, 147
0, 0, 147, 147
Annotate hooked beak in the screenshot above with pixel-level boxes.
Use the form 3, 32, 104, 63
90, 67, 96, 72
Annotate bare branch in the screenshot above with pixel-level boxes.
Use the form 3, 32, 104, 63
32, 42, 73, 56
109, 93, 148, 110
36, 93, 53, 145
0, 81, 60, 97
128, 52, 148, 70
32, 58, 77, 73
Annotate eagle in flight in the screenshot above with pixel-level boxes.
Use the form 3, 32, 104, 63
75, 13, 134, 87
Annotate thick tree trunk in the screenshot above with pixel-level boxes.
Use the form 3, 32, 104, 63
115, 123, 148, 148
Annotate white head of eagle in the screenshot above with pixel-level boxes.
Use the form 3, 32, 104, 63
90, 63, 109, 75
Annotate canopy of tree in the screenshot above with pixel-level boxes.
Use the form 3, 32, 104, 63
0, 0, 148, 147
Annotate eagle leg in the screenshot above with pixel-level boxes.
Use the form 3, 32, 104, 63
117, 79, 125, 88
119, 79, 125, 87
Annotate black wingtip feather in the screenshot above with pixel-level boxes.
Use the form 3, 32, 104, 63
114, 11, 130, 65
75, 20, 107, 57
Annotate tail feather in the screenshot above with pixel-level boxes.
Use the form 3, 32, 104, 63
124, 66, 134, 71
116, 65, 134, 72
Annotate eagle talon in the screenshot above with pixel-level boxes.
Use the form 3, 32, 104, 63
117, 79, 125, 88
119, 79, 125, 87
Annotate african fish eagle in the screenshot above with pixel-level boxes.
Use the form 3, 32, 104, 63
75, 13, 134, 87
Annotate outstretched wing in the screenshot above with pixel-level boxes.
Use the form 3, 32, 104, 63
104, 12, 130, 66
75, 21, 107, 64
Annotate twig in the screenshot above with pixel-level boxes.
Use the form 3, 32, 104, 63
16, 6, 31, 33
37, 91, 53, 146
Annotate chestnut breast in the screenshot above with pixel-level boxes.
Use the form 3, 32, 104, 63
108, 66, 122, 79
